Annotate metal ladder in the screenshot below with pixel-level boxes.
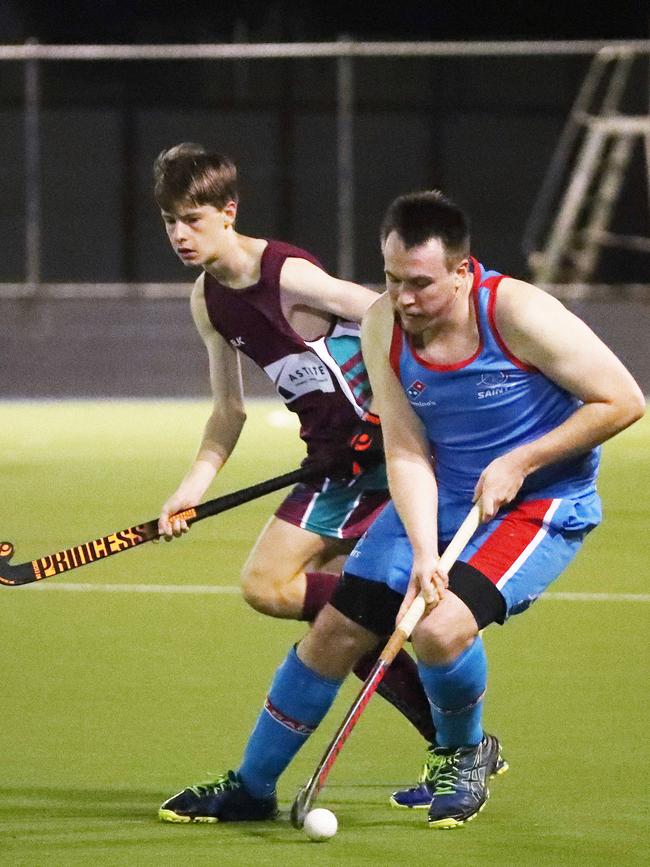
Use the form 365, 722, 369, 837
524, 48, 650, 285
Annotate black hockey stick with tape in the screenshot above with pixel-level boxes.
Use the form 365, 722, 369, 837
0, 465, 319, 587
290, 503, 481, 828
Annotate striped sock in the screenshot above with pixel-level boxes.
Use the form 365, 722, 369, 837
238, 646, 342, 799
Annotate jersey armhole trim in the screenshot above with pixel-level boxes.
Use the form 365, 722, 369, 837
487, 279, 538, 372
389, 319, 403, 376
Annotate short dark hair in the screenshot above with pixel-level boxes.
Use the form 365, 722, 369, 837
380, 190, 470, 267
153, 142, 238, 212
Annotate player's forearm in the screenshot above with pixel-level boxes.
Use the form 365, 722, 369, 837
173, 458, 220, 504
508, 398, 645, 478
200, 403, 246, 463
175, 405, 246, 502
387, 453, 439, 559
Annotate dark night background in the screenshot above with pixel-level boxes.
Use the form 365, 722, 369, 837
2, 1, 649, 43
2, 1, 649, 397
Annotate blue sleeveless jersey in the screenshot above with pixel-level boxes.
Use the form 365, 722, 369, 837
390, 258, 600, 539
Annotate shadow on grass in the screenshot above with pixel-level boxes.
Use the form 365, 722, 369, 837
0, 789, 296, 853
0, 782, 433, 857
0, 784, 164, 819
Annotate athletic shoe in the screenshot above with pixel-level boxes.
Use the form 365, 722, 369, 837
390, 733, 508, 810
158, 770, 278, 824
426, 733, 503, 828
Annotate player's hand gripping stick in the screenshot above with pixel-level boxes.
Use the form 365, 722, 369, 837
0, 465, 320, 587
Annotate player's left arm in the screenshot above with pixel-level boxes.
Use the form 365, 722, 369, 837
280, 256, 381, 322
475, 278, 646, 519
362, 294, 448, 616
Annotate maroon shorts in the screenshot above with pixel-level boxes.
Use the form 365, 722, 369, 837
275, 463, 389, 540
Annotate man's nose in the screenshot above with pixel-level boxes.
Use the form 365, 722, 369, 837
172, 222, 187, 243
398, 285, 416, 305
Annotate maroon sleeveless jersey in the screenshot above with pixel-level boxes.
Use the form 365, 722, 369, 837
202, 240, 373, 467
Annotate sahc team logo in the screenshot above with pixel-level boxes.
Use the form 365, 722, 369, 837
477, 371, 516, 399
407, 380, 426, 399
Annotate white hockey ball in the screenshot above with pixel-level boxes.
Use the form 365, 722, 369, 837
303, 807, 338, 841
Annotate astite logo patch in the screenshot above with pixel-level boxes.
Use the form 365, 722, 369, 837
264, 351, 335, 403
407, 380, 426, 399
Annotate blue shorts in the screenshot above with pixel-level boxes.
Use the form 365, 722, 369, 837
275, 463, 389, 540
344, 492, 602, 619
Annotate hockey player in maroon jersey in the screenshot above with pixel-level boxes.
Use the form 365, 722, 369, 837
152, 142, 437, 748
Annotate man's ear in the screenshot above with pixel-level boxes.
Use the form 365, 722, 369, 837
455, 257, 470, 284
223, 200, 238, 226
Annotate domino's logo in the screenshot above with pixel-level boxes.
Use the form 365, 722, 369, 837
407, 380, 426, 399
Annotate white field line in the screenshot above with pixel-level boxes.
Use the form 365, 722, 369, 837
542, 591, 650, 602
22, 583, 650, 602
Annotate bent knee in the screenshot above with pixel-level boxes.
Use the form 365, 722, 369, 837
416, 630, 477, 666
312, 606, 375, 655
240, 564, 298, 618
300, 605, 377, 678
413, 607, 479, 665
241, 580, 275, 616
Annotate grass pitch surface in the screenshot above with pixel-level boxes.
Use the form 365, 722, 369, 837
0, 400, 648, 866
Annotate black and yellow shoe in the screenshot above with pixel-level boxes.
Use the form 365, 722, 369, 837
159, 770, 278, 824
426, 733, 504, 829
390, 734, 508, 809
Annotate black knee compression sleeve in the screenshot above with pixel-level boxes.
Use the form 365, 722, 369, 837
331, 562, 506, 634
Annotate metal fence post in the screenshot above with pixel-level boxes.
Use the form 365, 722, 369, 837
24, 37, 41, 294
336, 36, 355, 280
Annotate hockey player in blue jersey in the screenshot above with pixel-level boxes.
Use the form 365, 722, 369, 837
159, 189, 644, 829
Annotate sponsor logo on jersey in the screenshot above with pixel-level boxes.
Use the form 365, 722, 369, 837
477, 371, 518, 400
405, 379, 437, 407
407, 380, 426, 399
229, 336, 245, 348
264, 351, 335, 402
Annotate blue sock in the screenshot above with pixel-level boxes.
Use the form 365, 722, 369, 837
238, 646, 342, 799
417, 636, 487, 748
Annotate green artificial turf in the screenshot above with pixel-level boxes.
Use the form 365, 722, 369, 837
0, 401, 648, 866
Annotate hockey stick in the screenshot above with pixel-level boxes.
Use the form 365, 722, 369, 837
290, 503, 481, 828
0, 465, 319, 587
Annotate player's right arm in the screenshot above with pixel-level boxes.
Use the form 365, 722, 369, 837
361, 294, 447, 617
158, 275, 246, 539
279, 256, 380, 322
473, 278, 645, 520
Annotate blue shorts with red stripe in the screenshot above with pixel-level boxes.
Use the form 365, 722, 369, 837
344, 491, 602, 618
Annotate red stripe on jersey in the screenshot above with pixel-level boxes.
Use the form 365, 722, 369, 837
340, 351, 364, 374
486, 279, 537, 372
468, 499, 554, 584
389, 320, 404, 376
346, 371, 369, 391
